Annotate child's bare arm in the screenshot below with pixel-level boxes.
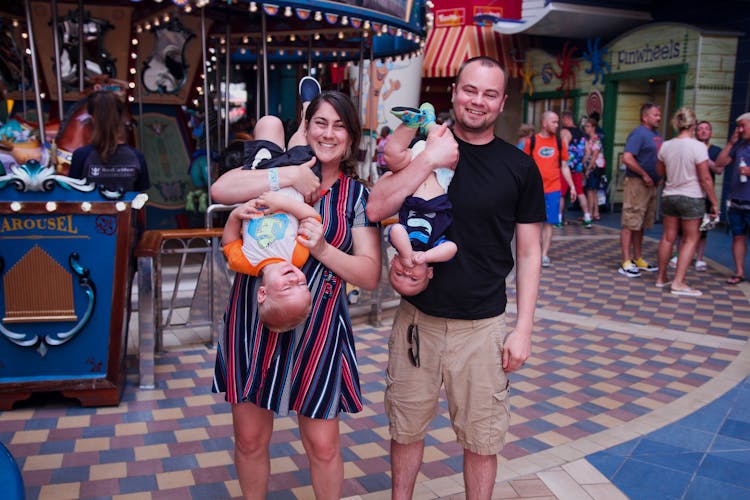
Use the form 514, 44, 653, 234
414, 240, 457, 265
387, 223, 414, 262
257, 190, 319, 220
222, 200, 262, 245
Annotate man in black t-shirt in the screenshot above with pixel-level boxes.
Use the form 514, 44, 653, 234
367, 57, 545, 499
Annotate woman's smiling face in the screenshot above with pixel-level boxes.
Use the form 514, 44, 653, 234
306, 101, 352, 167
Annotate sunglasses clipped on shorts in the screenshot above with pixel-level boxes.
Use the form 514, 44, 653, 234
407, 323, 419, 367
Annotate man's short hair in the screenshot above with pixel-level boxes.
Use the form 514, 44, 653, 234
561, 110, 575, 122
640, 102, 660, 118
455, 56, 507, 86
736, 112, 750, 123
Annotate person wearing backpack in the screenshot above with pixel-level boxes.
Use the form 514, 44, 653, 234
523, 110, 576, 267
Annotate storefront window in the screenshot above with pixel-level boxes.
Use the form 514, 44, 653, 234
526, 95, 575, 129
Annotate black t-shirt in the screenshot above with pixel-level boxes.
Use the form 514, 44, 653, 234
407, 135, 546, 319
69, 144, 150, 192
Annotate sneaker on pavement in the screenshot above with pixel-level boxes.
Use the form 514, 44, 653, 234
618, 260, 641, 277
668, 255, 677, 269
542, 255, 551, 267
299, 76, 321, 104
634, 257, 658, 272
583, 219, 592, 228
695, 260, 708, 272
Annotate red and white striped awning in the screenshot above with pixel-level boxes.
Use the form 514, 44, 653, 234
422, 25, 521, 79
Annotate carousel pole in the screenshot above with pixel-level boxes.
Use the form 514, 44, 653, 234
136, 39, 144, 151
50, 0, 64, 121
200, 5, 212, 207
356, 37, 364, 114
20, 23, 27, 118
201, 5, 217, 349
261, 11, 268, 115
24, 0, 46, 146
78, 0, 84, 94
224, 21, 231, 148
307, 37, 313, 76
255, 39, 261, 121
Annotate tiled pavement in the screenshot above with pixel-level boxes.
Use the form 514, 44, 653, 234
1, 219, 750, 499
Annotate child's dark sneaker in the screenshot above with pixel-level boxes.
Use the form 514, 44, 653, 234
299, 76, 321, 104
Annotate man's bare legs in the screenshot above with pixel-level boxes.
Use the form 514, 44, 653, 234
464, 450, 497, 500
392, 440, 497, 500
391, 440, 424, 500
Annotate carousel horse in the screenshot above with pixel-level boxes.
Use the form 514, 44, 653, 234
142, 19, 195, 94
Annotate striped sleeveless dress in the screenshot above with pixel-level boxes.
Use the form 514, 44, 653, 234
212, 174, 376, 419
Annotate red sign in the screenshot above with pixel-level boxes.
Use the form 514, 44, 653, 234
432, 0, 521, 27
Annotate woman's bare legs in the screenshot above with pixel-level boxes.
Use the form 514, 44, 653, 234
298, 415, 343, 499
232, 402, 274, 499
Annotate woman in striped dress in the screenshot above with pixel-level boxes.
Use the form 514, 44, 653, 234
211, 91, 381, 499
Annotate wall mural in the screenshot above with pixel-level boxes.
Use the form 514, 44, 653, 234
141, 18, 195, 95
54, 9, 117, 90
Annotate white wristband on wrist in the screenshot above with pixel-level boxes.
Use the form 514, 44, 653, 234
268, 168, 280, 191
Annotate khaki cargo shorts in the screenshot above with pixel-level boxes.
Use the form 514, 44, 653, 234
621, 176, 658, 231
384, 300, 511, 455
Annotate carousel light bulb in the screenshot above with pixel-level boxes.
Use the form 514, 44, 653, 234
397, 29, 402, 36
116, 202, 127, 212
131, 52, 137, 59
362, 31, 369, 38
184, 4, 192, 13
278, 49, 284, 55
46, 202, 57, 212
341, 16, 348, 26
284, 6, 292, 16
364, 21, 370, 29
131, 38, 138, 45
240, 47, 246, 54
289, 34, 296, 42
220, 37, 225, 45
21, 32, 27, 39
270, 64, 275, 70
242, 36, 249, 44
145, 22, 151, 30
297, 50, 303, 56
10, 202, 21, 212
193, 99, 199, 106
332, 51, 337, 57
81, 202, 92, 212
129, 82, 136, 88
315, 50, 320, 57
266, 35, 272, 43
314, 11, 322, 21
40, 92, 45, 98
130, 67, 136, 74
25, 48, 30, 55
253, 64, 257, 70
154, 18, 160, 26
286, 64, 292, 70
382, 24, 388, 33
128, 95, 135, 102
12, 19, 19, 28
337, 31, 344, 39
136, 25, 143, 33
249, 2, 257, 12
164, 14, 170, 22
314, 33, 320, 40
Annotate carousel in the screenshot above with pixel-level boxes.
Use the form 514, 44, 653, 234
0, 0, 427, 407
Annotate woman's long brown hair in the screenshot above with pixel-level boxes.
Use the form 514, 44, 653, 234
86, 90, 126, 162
